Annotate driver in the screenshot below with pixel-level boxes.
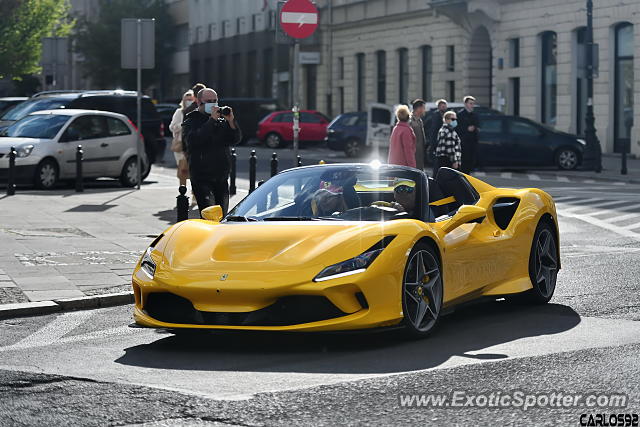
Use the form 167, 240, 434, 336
371, 179, 416, 216
311, 181, 348, 216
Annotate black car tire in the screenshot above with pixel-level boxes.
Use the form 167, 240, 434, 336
516, 221, 559, 305
401, 242, 443, 338
120, 156, 143, 187
344, 138, 362, 158
34, 158, 59, 189
555, 147, 579, 170
265, 132, 284, 149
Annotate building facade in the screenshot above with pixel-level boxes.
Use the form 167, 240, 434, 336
316, 0, 639, 156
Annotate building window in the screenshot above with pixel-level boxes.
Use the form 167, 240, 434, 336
263, 48, 273, 98
614, 22, 634, 153
217, 55, 226, 93
356, 53, 365, 111
509, 38, 520, 68
222, 20, 229, 38
575, 27, 587, 136
447, 80, 455, 102
236, 17, 244, 35
376, 50, 386, 103
338, 57, 344, 80
510, 77, 520, 116
175, 24, 188, 50
306, 65, 317, 110
208, 23, 217, 40
339, 87, 344, 114
398, 48, 408, 104
421, 45, 432, 101
247, 51, 256, 97
446, 45, 455, 71
540, 31, 557, 125
252, 13, 261, 31
195, 26, 203, 43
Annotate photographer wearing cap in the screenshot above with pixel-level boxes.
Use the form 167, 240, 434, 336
182, 88, 242, 216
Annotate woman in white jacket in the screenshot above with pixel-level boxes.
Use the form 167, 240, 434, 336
169, 90, 194, 187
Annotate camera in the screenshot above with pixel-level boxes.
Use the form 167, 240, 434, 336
220, 106, 232, 116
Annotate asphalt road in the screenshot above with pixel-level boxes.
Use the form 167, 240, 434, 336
1, 168, 639, 426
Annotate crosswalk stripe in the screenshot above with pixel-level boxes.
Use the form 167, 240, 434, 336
0, 311, 93, 351
557, 176, 570, 182
591, 203, 640, 218
623, 221, 640, 230
613, 182, 627, 186
527, 174, 541, 181
473, 172, 486, 177
568, 200, 632, 212
583, 179, 596, 183
609, 212, 640, 223
556, 198, 603, 212
500, 172, 512, 179
552, 196, 584, 202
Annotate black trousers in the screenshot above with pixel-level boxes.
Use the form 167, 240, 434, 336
461, 140, 477, 174
191, 178, 229, 217
434, 156, 453, 178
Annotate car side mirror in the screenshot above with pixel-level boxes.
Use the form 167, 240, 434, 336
442, 205, 487, 234
201, 205, 223, 222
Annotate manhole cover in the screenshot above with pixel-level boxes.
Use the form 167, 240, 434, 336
1, 228, 93, 238
15, 250, 141, 266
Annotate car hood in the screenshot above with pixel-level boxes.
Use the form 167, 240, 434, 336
161, 219, 399, 271
0, 137, 49, 150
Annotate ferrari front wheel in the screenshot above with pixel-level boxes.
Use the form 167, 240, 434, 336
402, 243, 443, 337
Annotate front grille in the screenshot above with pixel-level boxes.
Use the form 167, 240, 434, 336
144, 292, 349, 326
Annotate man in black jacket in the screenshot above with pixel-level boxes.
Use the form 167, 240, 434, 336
182, 88, 241, 216
424, 99, 448, 167
456, 95, 480, 174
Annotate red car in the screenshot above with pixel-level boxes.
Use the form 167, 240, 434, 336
257, 110, 330, 148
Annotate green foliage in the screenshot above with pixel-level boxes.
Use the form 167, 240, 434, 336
0, 0, 74, 79
74, 0, 174, 90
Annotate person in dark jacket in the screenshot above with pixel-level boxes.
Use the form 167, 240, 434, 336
424, 99, 448, 167
434, 111, 462, 177
182, 88, 242, 216
455, 95, 479, 174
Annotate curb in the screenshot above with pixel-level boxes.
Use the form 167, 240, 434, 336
0, 291, 134, 320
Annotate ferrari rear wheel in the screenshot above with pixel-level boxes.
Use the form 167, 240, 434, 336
402, 243, 443, 337
522, 222, 558, 304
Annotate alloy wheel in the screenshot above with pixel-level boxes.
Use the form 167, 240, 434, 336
532, 228, 558, 299
403, 249, 442, 333
265, 134, 282, 149
557, 150, 577, 170
344, 139, 361, 158
39, 162, 57, 188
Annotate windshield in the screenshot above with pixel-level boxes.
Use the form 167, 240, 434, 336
0, 115, 70, 139
227, 166, 423, 222
1, 98, 71, 121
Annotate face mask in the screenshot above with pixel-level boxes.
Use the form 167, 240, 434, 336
450, 120, 458, 129
204, 102, 218, 114
184, 100, 193, 108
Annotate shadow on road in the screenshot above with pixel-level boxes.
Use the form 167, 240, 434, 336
115, 301, 580, 374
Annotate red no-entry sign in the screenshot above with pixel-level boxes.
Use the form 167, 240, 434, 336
280, 0, 318, 39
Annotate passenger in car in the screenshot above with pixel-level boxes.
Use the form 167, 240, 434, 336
370, 179, 416, 217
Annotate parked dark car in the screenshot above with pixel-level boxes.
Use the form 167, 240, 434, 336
155, 102, 177, 138
477, 114, 587, 170
221, 98, 280, 144
0, 90, 166, 164
0, 97, 28, 116
325, 112, 367, 157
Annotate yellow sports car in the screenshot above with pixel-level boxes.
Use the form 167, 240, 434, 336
132, 164, 559, 337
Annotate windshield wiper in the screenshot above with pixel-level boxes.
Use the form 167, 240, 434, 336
224, 215, 259, 222
263, 216, 318, 221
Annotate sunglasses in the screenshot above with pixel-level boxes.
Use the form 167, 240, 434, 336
394, 185, 414, 194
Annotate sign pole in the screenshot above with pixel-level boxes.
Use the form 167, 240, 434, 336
136, 19, 142, 190
292, 40, 300, 167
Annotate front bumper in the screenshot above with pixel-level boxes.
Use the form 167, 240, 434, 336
131, 261, 404, 332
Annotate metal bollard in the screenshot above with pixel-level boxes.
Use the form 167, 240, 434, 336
271, 152, 278, 177
176, 185, 189, 222
230, 148, 237, 195
75, 145, 84, 193
6, 146, 16, 196
257, 180, 265, 187
296, 155, 302, 167
621, 140, 628, 175
249, 150, 257, 193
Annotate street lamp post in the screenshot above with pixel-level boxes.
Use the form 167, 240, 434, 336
584, 0, 602, 172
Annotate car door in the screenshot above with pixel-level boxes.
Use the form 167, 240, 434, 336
58, 115, 109, 177
366, 103, 394, 150
103, 116, 136, 175
504, 118, 548, 165
477, 116, 506, 166
299, 112, 327, 141
274, 112, 293, 141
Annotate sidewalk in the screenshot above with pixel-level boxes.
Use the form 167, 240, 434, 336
517, 154, 640, 184
0, 171, 249, 317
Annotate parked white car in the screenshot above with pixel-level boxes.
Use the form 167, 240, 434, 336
0, 109, 149, 189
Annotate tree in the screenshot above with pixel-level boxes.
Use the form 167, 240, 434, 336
74, 0, 174, 95
0, 0, 73, 79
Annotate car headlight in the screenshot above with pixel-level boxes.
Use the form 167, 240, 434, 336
16, 144, 34, 157
140, 247, 156, 279
577, 138, 586, 146
313, 236, 395, 282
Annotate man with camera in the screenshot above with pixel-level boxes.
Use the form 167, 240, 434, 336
182, 88, 242, 216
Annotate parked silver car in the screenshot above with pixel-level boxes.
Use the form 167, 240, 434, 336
0, 109, 149, 189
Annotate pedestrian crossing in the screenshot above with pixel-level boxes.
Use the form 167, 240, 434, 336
553, 194, 640, 239
471, 171, 631, 186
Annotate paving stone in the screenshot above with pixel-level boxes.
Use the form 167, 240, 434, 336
0, 282, 17, 288
12, 276, 75, 291
23, 289, 85, 301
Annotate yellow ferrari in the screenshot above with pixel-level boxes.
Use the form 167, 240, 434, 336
132, 164, 559, 337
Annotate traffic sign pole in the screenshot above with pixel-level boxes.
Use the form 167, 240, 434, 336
293, 40, 300, 167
